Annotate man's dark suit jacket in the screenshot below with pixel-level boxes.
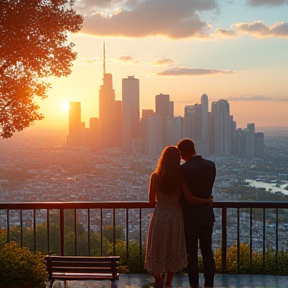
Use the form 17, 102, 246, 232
179, 155, 216, 227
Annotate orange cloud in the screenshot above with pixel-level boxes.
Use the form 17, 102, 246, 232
156, 67, 234, 76
112, 55, 175, 67
234, 21, 288, 38
214, 28, 236, 38
152, 59, 175, 66
75, 57, 101, 65
80, 0, 218, 39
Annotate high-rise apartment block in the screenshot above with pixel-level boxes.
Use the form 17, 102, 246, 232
155, 93, 173, 119
201, 93, 208, 141
122, 76, 140, 153
141, 109, 155, 155
211, 99, 231, 156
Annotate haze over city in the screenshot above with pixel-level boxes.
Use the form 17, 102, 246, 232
29, 0, 288, 131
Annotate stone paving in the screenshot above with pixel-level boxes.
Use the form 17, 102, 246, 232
48, 273, 288, 288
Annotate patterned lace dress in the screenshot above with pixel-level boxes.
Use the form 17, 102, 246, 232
144, 191, 188, 274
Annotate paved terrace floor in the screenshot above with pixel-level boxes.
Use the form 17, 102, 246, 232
48, 274, 288, 288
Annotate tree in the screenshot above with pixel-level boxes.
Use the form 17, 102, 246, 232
0, 0, 83, 138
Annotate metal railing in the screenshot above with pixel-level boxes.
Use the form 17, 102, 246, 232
0, 201, 288, 273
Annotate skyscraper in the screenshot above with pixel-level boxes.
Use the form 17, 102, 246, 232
155, 93, 174, 149
67, 102, 81, 147
141, 109, 155, 154
201, 93, 208, 141
255, 132, 264, 156
246, 123, 255, 158
155, 93, 173, 119
146, 115, 163, 157
183, 104, 202, 141
211, 99, 231, 155
98, 42, 119, 149
122, 76, 140, 153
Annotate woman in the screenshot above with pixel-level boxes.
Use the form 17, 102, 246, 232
144, 146, 213, 288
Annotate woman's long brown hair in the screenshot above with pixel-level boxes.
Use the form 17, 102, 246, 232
155, 146, 181, 195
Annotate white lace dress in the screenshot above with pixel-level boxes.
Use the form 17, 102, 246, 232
144, 192, 188, 274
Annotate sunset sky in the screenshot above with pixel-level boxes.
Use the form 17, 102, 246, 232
34, 0, 288, 131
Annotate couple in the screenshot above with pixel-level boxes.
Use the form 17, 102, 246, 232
145, 139, 216, 288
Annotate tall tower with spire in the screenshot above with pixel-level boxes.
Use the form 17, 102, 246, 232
99, 41, 121, 149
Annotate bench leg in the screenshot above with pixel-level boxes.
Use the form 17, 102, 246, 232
111, 280, 118, 288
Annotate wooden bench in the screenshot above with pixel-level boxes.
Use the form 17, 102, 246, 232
45, 255, 120, 288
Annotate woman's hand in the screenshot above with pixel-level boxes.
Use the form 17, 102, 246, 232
208, 195, 214, 206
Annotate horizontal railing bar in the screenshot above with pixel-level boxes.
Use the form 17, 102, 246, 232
0, 201, 287, 210
0, 202, 154, 209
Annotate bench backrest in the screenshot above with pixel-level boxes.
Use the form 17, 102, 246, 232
45, 256, 120, 280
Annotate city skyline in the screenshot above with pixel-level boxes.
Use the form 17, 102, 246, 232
67, 87, 264, 158
30, 0, 287, 131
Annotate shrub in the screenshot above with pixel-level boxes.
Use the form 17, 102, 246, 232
116, 240, 146, 273
0, 241, 48, 288
214, 243, 288, 275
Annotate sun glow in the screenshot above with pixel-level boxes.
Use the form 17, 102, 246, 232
60, 101, 70, 113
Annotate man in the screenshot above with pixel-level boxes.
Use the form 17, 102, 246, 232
177, 138, 216, 288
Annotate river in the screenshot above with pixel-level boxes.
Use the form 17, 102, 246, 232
246, 179, 288, 196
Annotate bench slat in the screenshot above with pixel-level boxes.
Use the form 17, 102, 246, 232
45, 256, 120, 262
52, 268, 118, 274
51, 275, 117, 280
50, 262, 116, 267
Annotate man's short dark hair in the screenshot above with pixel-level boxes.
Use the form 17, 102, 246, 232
177, 138, 196, 158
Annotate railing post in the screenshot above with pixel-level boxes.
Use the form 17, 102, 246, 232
139, 208, 142, 270
6, 209, 10, 243
113, 208, 116, 255
60, 208, 64, 256
33, 209, 36, 252
221, 207, 227, 273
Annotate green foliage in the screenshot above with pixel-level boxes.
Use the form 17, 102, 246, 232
0, 241, 47, 288
116, 240, 146, 273
103, 225, 125, 243
214, 243, 288, 275
0, 0, 83, 138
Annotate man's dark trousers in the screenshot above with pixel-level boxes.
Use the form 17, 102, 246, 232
183, 219, 215, 287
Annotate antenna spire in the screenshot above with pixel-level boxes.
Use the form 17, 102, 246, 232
103, 39, 106, 75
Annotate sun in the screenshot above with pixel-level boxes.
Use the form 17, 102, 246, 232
60, 101, 70, 113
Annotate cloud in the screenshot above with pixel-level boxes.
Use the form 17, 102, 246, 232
153, 59, 175, 66
214, 21, 288, 38
75, 0, 125, 12
214, 28, 236, 37
156, 67, 234, 76
75, 57, 100, 65
111, 55, 175, 66
234, 21, 288, 38
224, 95, 288, 101
247, 0, 288, 6
80, 0, 218, 39
115, 55, 139, 64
